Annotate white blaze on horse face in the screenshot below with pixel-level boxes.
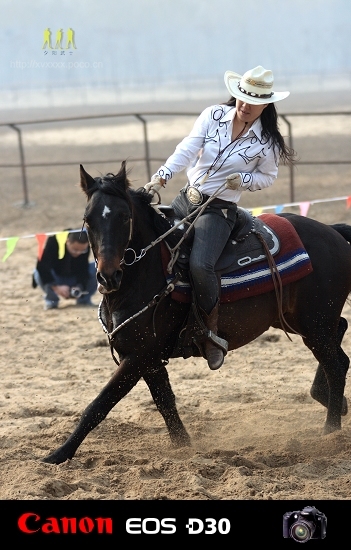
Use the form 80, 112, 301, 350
102, 205, 111, 219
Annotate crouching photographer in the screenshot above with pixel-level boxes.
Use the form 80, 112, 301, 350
33, 230, 97, 310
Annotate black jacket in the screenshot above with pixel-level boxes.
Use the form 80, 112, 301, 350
35, 235, 90, 289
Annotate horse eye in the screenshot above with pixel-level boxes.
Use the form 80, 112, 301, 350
123, 214, 130, 224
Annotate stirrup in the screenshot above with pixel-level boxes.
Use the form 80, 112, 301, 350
207, 330, 228, 355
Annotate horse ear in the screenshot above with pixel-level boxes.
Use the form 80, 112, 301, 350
118, 160, 127, 178
117, 160, 130, 190
80, 164, 95, 195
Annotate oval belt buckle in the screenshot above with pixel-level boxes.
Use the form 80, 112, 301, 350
186, 186, 203, 205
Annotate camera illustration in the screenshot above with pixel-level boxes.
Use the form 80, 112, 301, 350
283, 506, 327, 543
70, 287, 88, 299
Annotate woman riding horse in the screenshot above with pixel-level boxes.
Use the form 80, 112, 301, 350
144, 65, 295, 370
41, 161, 351, 465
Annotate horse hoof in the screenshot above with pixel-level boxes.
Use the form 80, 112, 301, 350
42, 449, 72, 465
170, 431, 191, 448
310, 390, 348, 417
323, 424, 341, 435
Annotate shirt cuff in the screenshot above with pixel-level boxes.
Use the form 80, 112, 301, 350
156, 166, 173, 181
241, 172, 253, 189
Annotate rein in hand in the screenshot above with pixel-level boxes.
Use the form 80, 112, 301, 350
123, 182, 228, 271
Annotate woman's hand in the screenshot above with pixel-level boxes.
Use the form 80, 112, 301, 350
225, 173, 242, 190
144, 174, 166, 194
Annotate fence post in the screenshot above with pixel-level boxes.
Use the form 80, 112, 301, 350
280, 115, 295, 203
135, 114, 151, 181
9, 123, 29, 207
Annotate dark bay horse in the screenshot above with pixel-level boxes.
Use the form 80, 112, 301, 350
44, 162, 351, 464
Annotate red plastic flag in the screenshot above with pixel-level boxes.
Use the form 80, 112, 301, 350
35, 233, 47, 260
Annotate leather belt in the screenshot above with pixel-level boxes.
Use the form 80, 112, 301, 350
186, 185, 204, 205
185, 186, 234, 207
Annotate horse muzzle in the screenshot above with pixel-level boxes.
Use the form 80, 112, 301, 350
96, 269, 123, 293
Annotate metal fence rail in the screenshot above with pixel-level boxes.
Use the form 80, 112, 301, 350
1, 111, 350, 206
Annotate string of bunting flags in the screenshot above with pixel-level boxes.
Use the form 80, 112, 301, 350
1, 194, 351, 262
0, 229, 82, 263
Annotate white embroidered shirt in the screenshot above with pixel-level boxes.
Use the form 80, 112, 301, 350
155, 104, 280, 203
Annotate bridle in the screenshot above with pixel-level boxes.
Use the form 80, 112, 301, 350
98, 275, 180, 366
121, 183, 230, 270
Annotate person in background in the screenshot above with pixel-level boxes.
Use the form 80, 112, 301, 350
144, 65, 295, 370
33, 230, 97, 310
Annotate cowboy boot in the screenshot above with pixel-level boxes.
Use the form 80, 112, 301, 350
200, 301, 228, 370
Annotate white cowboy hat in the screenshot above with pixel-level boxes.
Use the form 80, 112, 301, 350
224, 65, 290, 105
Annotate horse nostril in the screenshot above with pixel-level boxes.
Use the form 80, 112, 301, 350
97, 272, 107, 286
96, 270, 123, 291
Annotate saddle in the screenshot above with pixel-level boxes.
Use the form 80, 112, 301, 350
159, 206, 280, 277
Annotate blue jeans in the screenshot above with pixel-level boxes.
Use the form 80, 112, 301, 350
33, 262, 97, 305
171, 189, 237, 313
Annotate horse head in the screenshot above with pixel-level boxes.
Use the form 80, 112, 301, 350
80, 161, 133, 294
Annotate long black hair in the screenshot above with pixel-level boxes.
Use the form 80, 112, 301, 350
223, 97, 296, 166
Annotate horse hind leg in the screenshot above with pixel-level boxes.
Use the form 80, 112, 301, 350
310, 317, 349, 417
306, 317, 349, 433
143, 364, 191, 447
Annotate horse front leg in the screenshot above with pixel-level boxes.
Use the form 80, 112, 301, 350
43, 357, 143, 465
143, 365, 191, 447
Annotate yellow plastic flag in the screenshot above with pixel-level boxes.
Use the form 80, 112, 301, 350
2, 237, 19, 262
251, 207, 263, 217
55, 231, 69, 259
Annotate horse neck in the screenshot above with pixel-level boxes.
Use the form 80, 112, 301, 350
130, 202, 159, 257
121, 203, 165, 292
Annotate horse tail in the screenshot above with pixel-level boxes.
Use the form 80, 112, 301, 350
330, 223, 351, 244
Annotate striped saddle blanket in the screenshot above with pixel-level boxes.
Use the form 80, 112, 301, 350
162, 213, 313, 304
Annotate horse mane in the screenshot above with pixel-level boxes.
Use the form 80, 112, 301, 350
97, 171, 160, 205
85, 161, 135, 201
99, 172, 131, 199
88, 166, 182, 248
130, 187, 183, 249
